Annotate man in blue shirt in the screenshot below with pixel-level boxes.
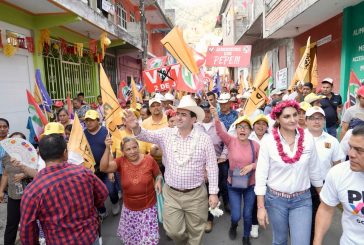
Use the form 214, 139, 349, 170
84, 110, 120, 217
217, 93, 238, 130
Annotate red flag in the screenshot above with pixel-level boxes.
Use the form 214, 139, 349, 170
117, 80, 130, 102
176, 65, 204, 93
344, 70, 362, 110
26, 90, 48, 138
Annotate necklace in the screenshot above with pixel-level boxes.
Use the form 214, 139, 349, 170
272, 127, 304, 164
172, 130, 198, 166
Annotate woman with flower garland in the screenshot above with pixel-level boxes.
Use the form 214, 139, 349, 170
254, 100, 323, 245
211, 106, 260, 245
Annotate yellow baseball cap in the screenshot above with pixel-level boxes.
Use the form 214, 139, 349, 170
84, 110, 99, 120
44, 122, 65, 135
253, 114, 269, 126
233, 116, 252, 129
136, 103, 142, 111
130, 108, 140, 118
299, 101, 312, 112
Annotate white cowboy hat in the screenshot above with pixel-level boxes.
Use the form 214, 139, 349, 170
217, 93, 231, 103
164, 92, 175, 101
172, 95, 205, 122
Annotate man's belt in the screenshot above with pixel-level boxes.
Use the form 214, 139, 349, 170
169, 185, 201, 193
268, 187, 309, 199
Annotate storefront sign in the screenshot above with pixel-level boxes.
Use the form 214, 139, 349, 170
205, 45, 252, 67
349, 20, 364, 83
317, 35, 332, 47
102, 0, 115, 14
143, 64, 179, 92
276, 68, 288, 89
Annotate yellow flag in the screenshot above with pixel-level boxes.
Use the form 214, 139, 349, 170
130, 77, 141, 109
290, 37, 311, 89
68, 114, 95, 172
243, 54, 270, 116
100, 64, 124, 142
161, 27, 199, 74
311, 53, 318, 88
238, 76, 244, 94
247, 74, 253, 89
33, 81, 43, 105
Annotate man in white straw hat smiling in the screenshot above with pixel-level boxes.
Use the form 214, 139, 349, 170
125, 95, 219, 245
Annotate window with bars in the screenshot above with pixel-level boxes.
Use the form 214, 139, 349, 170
116, 4, 127, 30
130, 12, 135, 22
42, 40, 98, 104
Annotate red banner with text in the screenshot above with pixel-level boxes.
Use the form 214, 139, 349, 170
143, 64, 180, 93
205, 45, 252, 67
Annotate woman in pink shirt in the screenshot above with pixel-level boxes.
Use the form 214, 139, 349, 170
211, 107, 259, 245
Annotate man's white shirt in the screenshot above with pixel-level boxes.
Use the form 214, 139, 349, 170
320, 161, 364, 245
305, 129, 345, 180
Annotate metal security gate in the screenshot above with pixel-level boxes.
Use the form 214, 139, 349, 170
43, 40, 98, 103
102, 53, 117, 94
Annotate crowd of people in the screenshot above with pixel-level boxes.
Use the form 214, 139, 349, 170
0, 76, 363, 245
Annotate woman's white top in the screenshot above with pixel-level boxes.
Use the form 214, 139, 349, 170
255, 128, 323, 195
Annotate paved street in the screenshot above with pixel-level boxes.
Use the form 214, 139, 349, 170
101, 198, 342, 245
0, 196, 342, 245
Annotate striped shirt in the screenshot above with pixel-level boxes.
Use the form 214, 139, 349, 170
20, 163, 108, 245
136, 127, 219, 194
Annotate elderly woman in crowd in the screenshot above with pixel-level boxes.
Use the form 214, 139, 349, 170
57, 108, 73, 128
100, 137, 162, 245
211, 106, 260, 245
255, 100, 323, 245
0, 132, 37, 244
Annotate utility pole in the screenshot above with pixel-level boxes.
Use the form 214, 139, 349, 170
139, 0, 147, 70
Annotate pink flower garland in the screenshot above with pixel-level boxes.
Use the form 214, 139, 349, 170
270, 100, 300, 120
272, 127, 305, 164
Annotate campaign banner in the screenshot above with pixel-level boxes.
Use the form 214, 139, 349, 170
205, 45, 252, 67
143, 64, 180, 93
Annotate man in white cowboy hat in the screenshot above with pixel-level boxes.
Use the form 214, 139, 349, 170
125, 95, 219, 245
217, 93, 239, 130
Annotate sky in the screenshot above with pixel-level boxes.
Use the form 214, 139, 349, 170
165, 0, 223, 53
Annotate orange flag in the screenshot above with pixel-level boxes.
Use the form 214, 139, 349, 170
238, 75, 245, 94
33, 81, 43, 105
311, 53, 318, 88
130, 77, 142, 109
161, 27, 199, 74
99, 64, 124, 144
68, 114, 95, 172
243, 54, 270, 116
290, 37, 311, 89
